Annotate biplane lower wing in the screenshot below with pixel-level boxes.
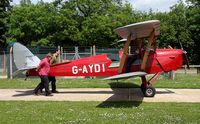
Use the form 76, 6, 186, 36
104, 71, 147, 80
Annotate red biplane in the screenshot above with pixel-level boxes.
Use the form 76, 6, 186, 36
12, 20, 189, 97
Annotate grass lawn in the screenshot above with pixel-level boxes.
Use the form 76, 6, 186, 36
0, 101, 199, 124
0, 74, 200, 89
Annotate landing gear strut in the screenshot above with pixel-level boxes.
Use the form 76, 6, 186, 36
140, 76, 157, 97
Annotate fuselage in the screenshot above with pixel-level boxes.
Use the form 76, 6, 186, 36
47, 49, 183, 77
127, 49, 183, 74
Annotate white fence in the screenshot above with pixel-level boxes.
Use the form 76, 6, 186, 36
175, 65, 200, 74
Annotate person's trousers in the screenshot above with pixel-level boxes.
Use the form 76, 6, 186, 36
34, 75, 50, 95
48, 76, 56, 91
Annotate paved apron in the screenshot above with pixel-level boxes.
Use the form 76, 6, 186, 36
0, 88, 200, 102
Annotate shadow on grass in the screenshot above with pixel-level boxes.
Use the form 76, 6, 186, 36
97, 101, 143, 108
97, 81, 144, 108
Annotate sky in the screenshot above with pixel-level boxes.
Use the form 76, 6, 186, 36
11, 0, 183, 12
129, 0, 184, 12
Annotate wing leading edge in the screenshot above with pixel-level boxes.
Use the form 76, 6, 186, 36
104, 72, 147, 80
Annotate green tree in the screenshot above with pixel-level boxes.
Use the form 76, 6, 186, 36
61, 0, 136, 47
20, 0, 32, 6
6, 2, 65, 46
0, 0, 11, 47
157, 1, 192, 48
6, 0, 145, 47
187, 0, 200, 64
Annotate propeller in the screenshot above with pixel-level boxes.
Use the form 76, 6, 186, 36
179, 40, 190, 69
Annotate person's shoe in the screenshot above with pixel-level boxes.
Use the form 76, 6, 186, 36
51, 90, 59, 93
45, 93, 53, 96
40, 89, 43, 93
34, 91, 39, 96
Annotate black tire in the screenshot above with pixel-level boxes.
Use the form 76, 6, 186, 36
144, 86, 156, 97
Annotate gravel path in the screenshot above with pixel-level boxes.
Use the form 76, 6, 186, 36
0, 88, 200, 102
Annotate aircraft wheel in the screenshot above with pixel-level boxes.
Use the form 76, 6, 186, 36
144, 86, 156, 97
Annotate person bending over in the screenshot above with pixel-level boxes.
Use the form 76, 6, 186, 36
34, 53, 53, 96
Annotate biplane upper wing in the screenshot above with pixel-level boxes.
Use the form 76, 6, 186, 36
114, 20, 160, 40
114, 20, 160, 73
104, 71, 147, 80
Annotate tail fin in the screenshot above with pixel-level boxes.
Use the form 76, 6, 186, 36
13, 42, 40, 70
